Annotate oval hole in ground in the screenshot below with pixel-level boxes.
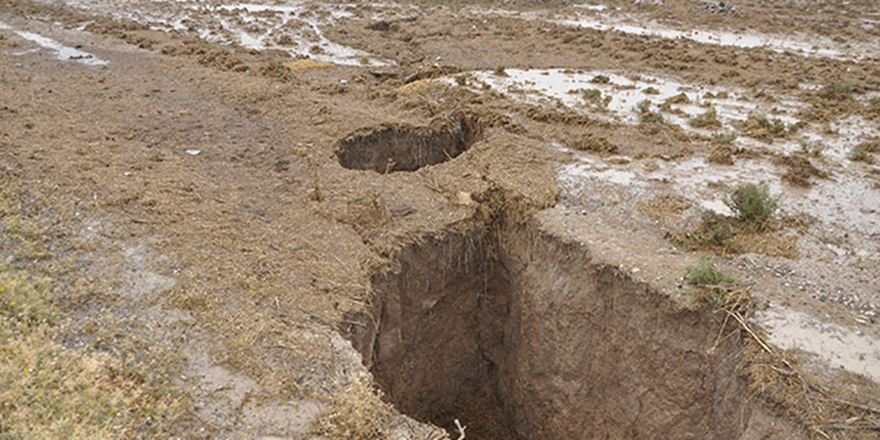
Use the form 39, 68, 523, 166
336, 115, 481, 173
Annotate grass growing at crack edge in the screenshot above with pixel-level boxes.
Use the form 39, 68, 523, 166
312, 375, 394, 440
685, 257, 737, 307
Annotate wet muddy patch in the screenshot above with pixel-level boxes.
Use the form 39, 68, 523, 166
343, 215, 782, 439
0, 21, 107, 65
63, 0, 394, 66
484, 7, 873, 61
336, 116, 481, 173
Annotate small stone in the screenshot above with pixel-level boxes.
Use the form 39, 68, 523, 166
456, 192, 475, 207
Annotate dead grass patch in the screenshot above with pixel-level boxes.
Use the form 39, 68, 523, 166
636, 194, 691, 221
311, 375, 393, 440
283, 59, 335, 71
0, 189, 182, 439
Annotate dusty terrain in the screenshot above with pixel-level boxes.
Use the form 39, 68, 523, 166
0, 0, 878, 439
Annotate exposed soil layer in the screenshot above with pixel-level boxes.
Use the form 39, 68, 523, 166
337, 115, 481, 173
350, 212, 765, 440
2, 0, 879, 438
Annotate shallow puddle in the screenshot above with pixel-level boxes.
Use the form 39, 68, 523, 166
755, 306, 880, 382
460, 68, 802, 129
0, 21, 108, 65
555, 14, 851, 59
62, 0, 392, 66
215, 3, 392, 66
483, 7, 870, 61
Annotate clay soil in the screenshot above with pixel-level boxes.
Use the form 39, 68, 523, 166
1, 0, 879, 439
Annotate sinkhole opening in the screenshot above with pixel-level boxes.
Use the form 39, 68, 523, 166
343, 221, 768, 439
336, 115, 481, 173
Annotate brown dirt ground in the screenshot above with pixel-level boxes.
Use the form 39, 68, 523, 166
1, 0, 879, 439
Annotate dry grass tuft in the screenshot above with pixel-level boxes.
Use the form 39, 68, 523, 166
312, 375, 394, 440
738, 113, 794, 143
397, 78, 437, 96
284, 59, 336, 71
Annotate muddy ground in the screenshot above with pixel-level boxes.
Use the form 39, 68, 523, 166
0, 0, 879, 439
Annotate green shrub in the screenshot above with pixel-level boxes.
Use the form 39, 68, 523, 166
686, 257, 736, 286
819, 82, 854, 100
724, 183, 779, 227
850, 144, 874, 163
635, 99, 664, 123
797, 138, 825, 157
713, 131, 738, 144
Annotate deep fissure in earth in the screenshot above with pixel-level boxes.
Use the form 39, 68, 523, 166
336, 115, 481, 173
346, 216, 754, 439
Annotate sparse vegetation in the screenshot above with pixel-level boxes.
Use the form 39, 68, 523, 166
312, 375, 393, 440
686, 257, 736, 287
724, 183, 779, 227
590, 74, 610, 84
818, 81, 854, 100
686, 258, 737, 307
671, 183, 780, 252
576, 88, 611, 108
690, 107, 721, 129
673, 213, 737, 248
738, 113, 790, 143
712, 131, 739, 144
0, 193, 182, 439
850, 144, 875, 163
635, 99, 664, 124
797, 138, 825, 157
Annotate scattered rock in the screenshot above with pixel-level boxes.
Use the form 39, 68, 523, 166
704, 2, 734, 13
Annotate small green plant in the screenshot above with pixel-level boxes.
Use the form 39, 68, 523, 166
871, 97, 880, 107
590, 75, 610, 84
454, 74, 468, 86
797, 138, 825, 157
643, 86, 660, 95
690, 107, 721, 129
713, 131, 739, 144
739, 113, 788, 143
578, 88, 607, 107
724, 183, 779, 227
686, 257, 736, 287
686, 257, 737, 308
635, 99, 664, 123
850, 144, 875, 163
670, 213, 736, 249
819, 81, 854, 100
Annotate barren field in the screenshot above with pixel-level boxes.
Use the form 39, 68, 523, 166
1, 0, 878, 439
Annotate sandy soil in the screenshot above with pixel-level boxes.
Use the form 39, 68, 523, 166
1, 0, 878, 439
